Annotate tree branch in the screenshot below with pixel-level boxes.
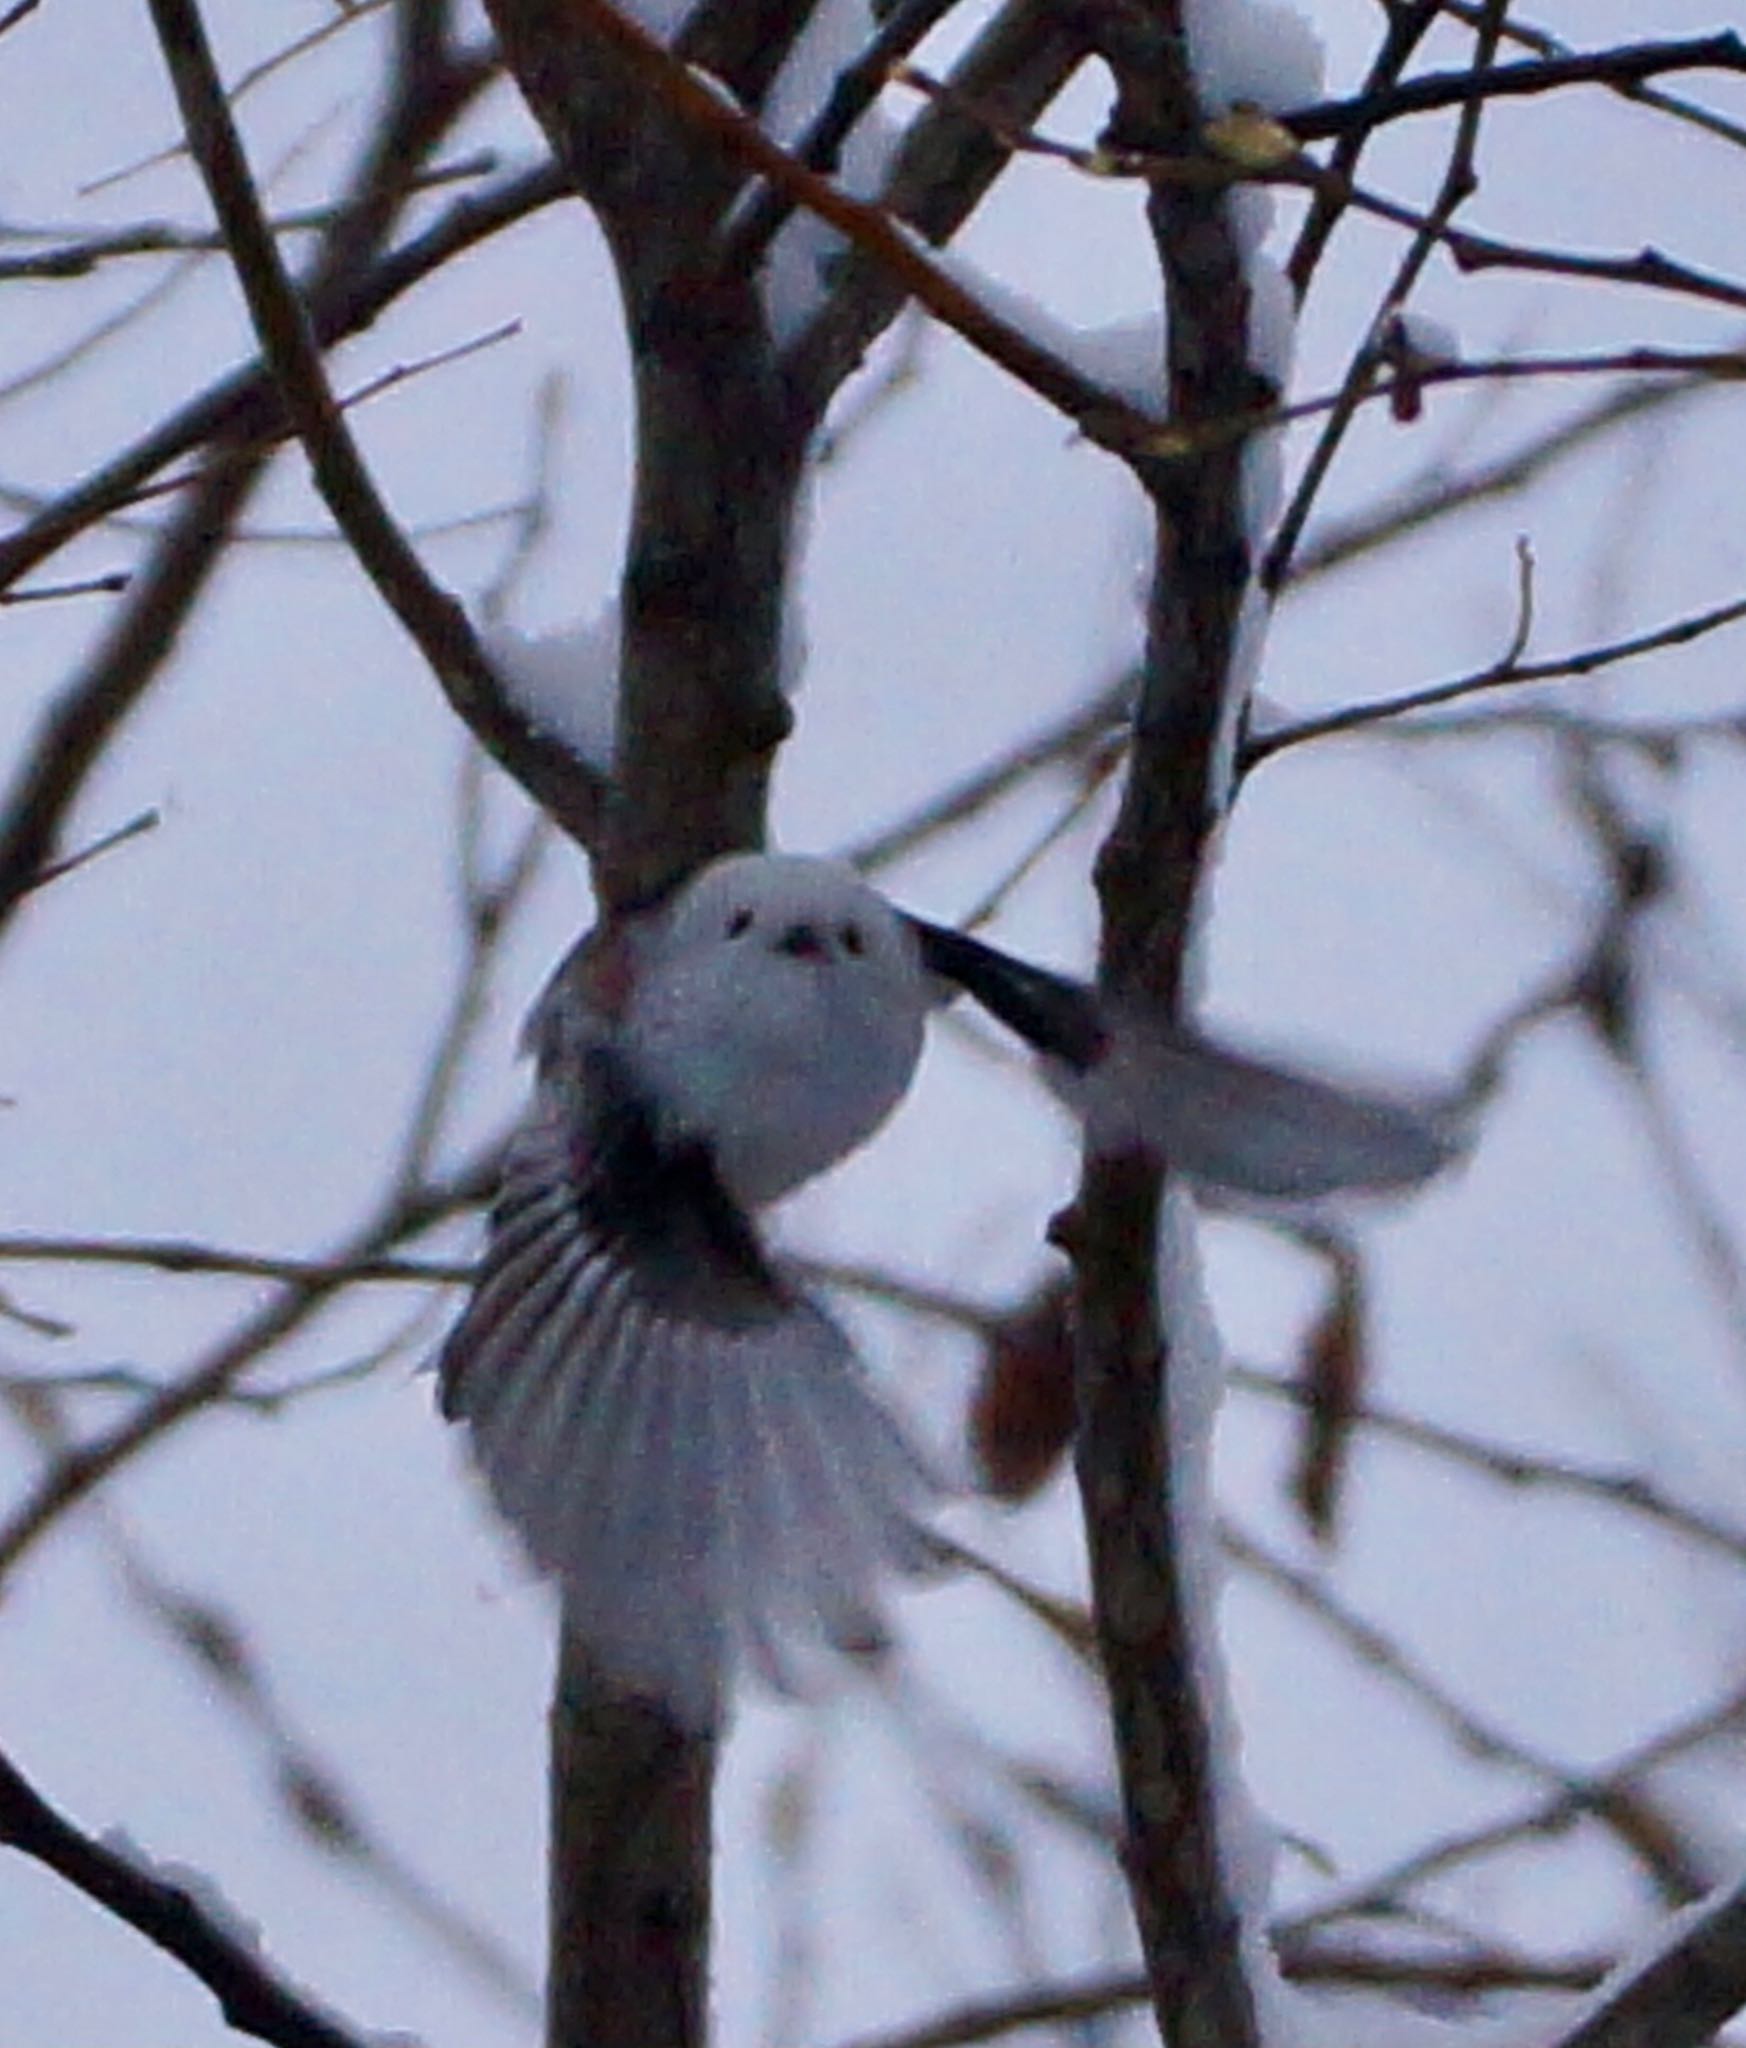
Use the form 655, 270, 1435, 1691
1065, 3, 1272, 2041
0, 1742, 371, 2048
781, 0, 1089, 431
1244, 585, 1746, 766
0, 155, 565, 596
1263, 0, 1509, 594
1549, 1872, 1746, 2048
144, 0, 606, 853
0, 1143, 502, 1580
1283, 32, 1746, 143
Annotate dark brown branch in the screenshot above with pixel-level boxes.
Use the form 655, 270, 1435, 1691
486, 0, 804, 912
1438, 226, 1746, 317
0, 1742, 371, 2048
876, 82, 1746, 332
781, 0, 1088, 432
1282, 32, 1746, 143
474, 8, 821, 2045
545, 1638, 718, 2048
719, 0, 962, 274
1065, 5, 1271, 2043
144, 0, 605, 853
1440, 0, 1746, 151
1550, 1873, 1746, 2048
1288, 0, 1443, 294
538, 0, 1163, 462
0, 43, 545, 942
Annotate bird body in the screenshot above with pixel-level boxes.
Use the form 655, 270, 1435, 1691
619, 854, 930, 1206
440, 850, 1460, 1725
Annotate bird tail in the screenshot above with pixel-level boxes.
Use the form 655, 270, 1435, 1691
440, 1117, 940, 1729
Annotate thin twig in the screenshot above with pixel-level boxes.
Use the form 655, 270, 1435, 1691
1230, 1363, 1746, 1567
0, 1140, 502, 1579
0, 1234, 471, 1287
79, 0, 397, 197
0, 157, 498, 280
0, 571, 130, 604
1285, 1669, 1746, 1937
1245, 585, 1746, 766
0, 154, 564, 593
1263, 0, 1509, 594
13, 808, 159, 899
1284, 32, 1746, 141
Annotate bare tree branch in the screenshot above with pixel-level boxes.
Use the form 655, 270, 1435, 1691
781, 0, 1089, 429
1245, 586, 1746, 765
0, 1140, 502, 1579
828, 1942, 1610, 2048
0, 24, 529, 938
144, 0, 607, 854
1440, 0, 1746, 152
1230, 1363, 1746, 1568
1064, 1, 1273, 2038
1264, 2, 1508, 594
1283, 32, 1746, 142
1550, 1873, 1746, 2048
0, 1235, 470, 1288
1291, 368, 1718, 586
0, 1741, 371, 2048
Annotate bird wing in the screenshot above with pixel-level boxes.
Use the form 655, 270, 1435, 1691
439, 1045, 937, 1729
909, 916, 1459, 1198
1080, 1026, 1464, 1197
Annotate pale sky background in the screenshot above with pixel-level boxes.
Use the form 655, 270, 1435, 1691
4, 3, 1746, 2045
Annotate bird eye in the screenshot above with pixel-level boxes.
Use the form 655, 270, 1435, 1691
840, 923, 865, 957
726, 908, 753, 938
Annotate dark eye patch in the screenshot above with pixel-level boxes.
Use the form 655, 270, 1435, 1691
726, 908, 754, 938
839, 923, 865, 956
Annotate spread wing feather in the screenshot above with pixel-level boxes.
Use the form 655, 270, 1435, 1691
439, 1060, 936, 1727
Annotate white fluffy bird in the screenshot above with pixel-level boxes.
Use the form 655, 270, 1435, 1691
439, 852, 1456, 1726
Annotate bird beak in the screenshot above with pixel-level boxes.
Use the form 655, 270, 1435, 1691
777, 922, 828, 960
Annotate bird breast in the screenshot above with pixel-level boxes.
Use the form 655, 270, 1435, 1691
628, 942, 926, 1207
